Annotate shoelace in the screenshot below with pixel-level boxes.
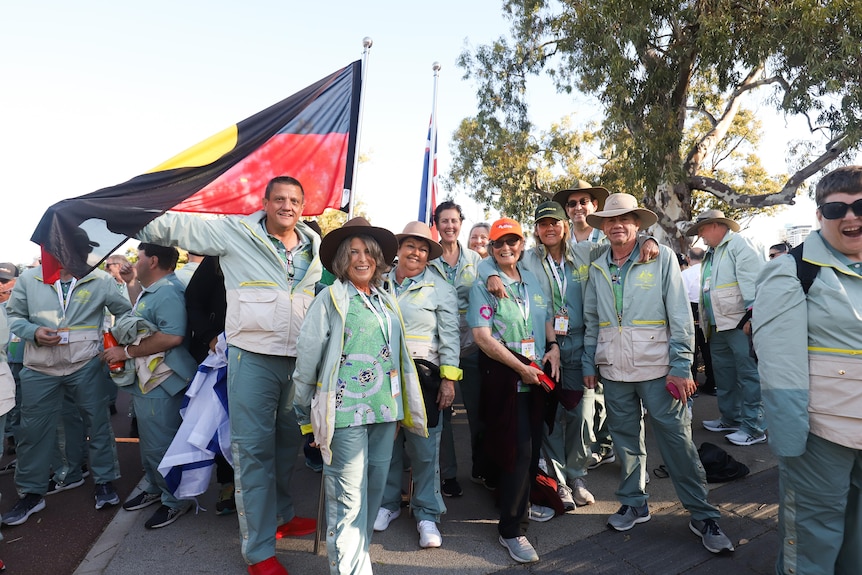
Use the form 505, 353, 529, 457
702, 519, 721, 535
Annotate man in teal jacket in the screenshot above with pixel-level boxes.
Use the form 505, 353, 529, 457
3, 260, 131, 525
686, 210, 766, 446
135, 176, 319, 575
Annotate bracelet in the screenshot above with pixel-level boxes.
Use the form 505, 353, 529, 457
123, 345, 132, 360
545, 341, 559, 352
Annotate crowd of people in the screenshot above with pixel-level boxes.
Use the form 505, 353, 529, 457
0, 165, 859, 575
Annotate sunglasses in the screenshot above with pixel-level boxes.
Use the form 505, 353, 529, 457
819, 199, 862, 220
493, 237, 521, 247
566, 198, 592, 208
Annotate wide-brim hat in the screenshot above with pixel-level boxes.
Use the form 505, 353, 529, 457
395, 221, 443, 260
585, 193, 658, 230
319, 217, 398, 274
552, 179, 610, 212
685, 209, 740, 236
489, 217, 525, 241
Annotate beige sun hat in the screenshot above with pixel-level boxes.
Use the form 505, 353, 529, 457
685, 209, 740, 237
585, 193, 658, 230
395, 221, 443, 260
551, 179, 611, 212
319, 217, 398, 273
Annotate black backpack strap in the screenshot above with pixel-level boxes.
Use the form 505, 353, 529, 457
789, 243, 818, 294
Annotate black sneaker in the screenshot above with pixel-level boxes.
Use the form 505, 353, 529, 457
441, 478, 463, 497
215, 483, 236, 516
123, 491, 161, 511
47, 477, 85, 495
144, 505, 188, 529
2, 494, 46, 526
94, 482, 120, 510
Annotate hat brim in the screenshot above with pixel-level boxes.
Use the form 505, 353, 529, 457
394, 233, 443, 261
586, 207, 658, 231
319, 225, 398, 274
685, 217, 740, 236
552, 187, 610, 212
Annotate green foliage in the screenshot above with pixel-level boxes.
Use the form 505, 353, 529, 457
450, 0, 862, 241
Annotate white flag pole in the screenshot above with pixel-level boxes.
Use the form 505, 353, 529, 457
348, 37, 373, 220
425, 62, 441, 225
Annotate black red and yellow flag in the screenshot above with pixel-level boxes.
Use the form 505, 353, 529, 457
32, 61, 361, 281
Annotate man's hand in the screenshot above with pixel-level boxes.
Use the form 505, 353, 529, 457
666, 374, 697, 401
541, 346, 561, 381
518, 363, 544, 385
583, 375, 597, 389
437, 379, 456, 410
34, 327, 62, 347
101, 346, 127, 365
486, 275, 507, 299
119, 262, 136, 284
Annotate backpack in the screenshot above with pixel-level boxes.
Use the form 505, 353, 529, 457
789, 243, 819, 294
698, 442, 750, 483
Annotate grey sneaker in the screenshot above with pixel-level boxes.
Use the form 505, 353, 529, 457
702, 419, 740, 433
94, 482, 120, 510
123, 491, 161, 511
690, 518, 735, 553
528, 504, 555, 522
47, 477, 85, 495
2, 494, 45, 526
725, 431, 767, 446
557, 484, 575, 511
607, 503, 650, 531
571, 477, 595, 506
498, 535, 539, 563
144, 504, 188, 529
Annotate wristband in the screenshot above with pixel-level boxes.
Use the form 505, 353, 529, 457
545, 341, 559, 352
123, 345, 133, 360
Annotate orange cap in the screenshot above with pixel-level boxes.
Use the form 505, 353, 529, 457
488, 218, 524, 242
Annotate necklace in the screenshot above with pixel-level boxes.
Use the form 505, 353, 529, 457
612, 249, 634, 267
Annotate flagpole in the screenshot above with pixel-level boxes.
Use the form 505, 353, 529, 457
425, 62, 441, 225
348, 37, 373, 219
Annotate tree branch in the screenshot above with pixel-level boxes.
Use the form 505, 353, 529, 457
686, 106, 717, 126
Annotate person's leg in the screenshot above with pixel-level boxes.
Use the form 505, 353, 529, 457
778, 434, 856, 575
15, 368, 64, 496
51, 386, 86, 485
458, 352, 484, 478
378, 429, 406, 514
364, 422, 398, 543
724, 330, 765, 436
497, 394, 534, 539
602, 380, 648, 506
592, 381, 613, 455
706, 331, 742, 426
70, 358, 119, 486
404, 418, 445, 523
274, 357, 304, 524
837, 451, 862, 573
130, 387, 185, 509
639, 378, 718, 520
228, 347, 282, 565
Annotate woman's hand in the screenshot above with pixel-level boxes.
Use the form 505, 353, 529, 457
542, 346, 561, 381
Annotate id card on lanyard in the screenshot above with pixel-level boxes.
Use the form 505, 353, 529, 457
353, 284, 400, 398
512, 282, 536, 359
54, 278, 77, 343
547, 254, 569, 336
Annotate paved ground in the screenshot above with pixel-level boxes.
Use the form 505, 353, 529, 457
72, 390, 780, 575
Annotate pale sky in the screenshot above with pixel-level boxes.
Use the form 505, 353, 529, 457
0, 1, 849, 265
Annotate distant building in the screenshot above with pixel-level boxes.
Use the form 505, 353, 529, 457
780, 224, 813, 247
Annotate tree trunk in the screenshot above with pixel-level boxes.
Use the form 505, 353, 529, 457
649, 178, 692, 253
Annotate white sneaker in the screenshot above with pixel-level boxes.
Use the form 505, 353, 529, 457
725, 430, 767, 446
571, 477, 595, 506
528, 504, 555, 522
373, 507, 400, 532
417, 520, 442, 548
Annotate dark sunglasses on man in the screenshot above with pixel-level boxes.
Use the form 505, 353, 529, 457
818, 199, 862, 220
566, 198, 592, 208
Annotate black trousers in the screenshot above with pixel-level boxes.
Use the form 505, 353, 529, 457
691, 303, 715, 386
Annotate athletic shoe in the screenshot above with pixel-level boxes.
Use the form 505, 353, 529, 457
215, 483, 237, 515
498, 535, 539, 563
47, 477, 85, 495
528, 504, 555, 522
123, 491, 161, 511
587, 447, 616, 470
557, 484, 575, 511
690, 518, 735, 553
702, 419, 740, 433
144, 504, 188, 529
94, 482, 120, 510
607, 503, 650, 531
247, 556, 288, 575
725, 431, 767, 446
571, 477, 595, 506
81, 464, 90, 479
2, 494, 45, 526
417, 520, 442, 548
275, 515, 316, 538
441, 477, 463, 497
373, 507, 401, 532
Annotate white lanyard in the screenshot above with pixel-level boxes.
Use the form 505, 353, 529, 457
510, 281, 531, 327
54, 278, 77, 318
353, 283, 392, 345
546, 254, 567, 309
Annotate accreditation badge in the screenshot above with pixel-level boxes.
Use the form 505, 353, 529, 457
554, 308, 569, 336
520, 338, 536, 359
389, 369, 401, 398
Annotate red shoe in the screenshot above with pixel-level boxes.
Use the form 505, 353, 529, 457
247, 556, 288, 575
275, 515, 317, 538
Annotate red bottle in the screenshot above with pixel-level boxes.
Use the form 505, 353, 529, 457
103, 331, 126, 373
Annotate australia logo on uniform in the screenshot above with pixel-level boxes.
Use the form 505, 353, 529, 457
634, 269, 656, 289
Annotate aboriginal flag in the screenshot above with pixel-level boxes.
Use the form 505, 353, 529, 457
32, 61, 361, 282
